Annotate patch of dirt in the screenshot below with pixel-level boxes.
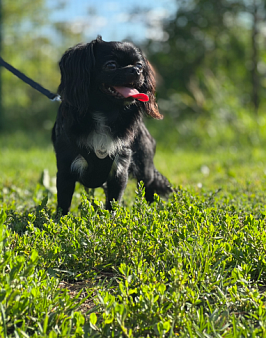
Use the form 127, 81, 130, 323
59, 280, 96, 315
58, 272, 117, 316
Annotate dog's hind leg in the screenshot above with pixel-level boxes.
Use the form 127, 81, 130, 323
143, 168, 173, 202
132, 123, 172, 203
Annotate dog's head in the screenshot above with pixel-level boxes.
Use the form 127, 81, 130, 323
58, 36, 162, 119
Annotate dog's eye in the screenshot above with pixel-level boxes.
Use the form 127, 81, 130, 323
105, 61, 117, 70
135, 63, 143, 70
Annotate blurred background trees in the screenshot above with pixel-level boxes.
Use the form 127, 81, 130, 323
1, 0, 266, 149
145, 0, 266, 148
0, 0, 82, 131
147, 0, 266, 113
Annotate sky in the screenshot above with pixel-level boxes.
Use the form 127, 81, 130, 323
47, 0, 178, 43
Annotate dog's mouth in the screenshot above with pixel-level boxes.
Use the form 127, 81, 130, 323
102, 85, 149, 102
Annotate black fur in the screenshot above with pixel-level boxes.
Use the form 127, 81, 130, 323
52, 36, 172, 215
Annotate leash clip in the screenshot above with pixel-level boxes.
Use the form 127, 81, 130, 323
51, 95, 61, 102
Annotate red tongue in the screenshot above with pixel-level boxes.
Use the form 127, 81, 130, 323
131, 93, 149, 102
113, 86, 149, 102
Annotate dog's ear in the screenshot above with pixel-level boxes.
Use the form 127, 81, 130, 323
141, 58, 163, 120
58, 36, 102, 114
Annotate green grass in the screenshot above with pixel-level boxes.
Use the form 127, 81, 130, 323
2, 128, 266, 337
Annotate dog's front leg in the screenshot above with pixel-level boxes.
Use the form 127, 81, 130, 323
105, 172, 128, 210
56, 171, 76, 215
105, 152, 131, 210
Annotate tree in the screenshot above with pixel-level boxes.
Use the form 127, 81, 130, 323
145, 0, 266, 115
1, 0, 83, 131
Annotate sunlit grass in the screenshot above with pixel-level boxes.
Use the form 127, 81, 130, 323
2, 127, 266, 337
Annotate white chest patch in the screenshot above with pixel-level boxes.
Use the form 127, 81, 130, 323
78, 113, 123, 159
88, 130, 114, 159
95, 148, 108, 159
71, 155, 88, 176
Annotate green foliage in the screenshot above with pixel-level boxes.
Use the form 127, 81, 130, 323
2, 107, 266, 336
145, 0, 266, 122
2, 164, 266, 336
147, 78, 266, 150
1, 0, 83, 131
0, 217, 90, 337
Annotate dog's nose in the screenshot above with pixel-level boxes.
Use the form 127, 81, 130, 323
131, 67, 141, 76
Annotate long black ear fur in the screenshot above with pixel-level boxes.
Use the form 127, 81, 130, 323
141, 55, 163, 120
58, 36, 102, 115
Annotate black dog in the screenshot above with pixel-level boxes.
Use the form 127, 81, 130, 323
52, 36, 172, 215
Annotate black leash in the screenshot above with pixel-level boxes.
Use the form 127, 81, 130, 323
0, 56, 61, 102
